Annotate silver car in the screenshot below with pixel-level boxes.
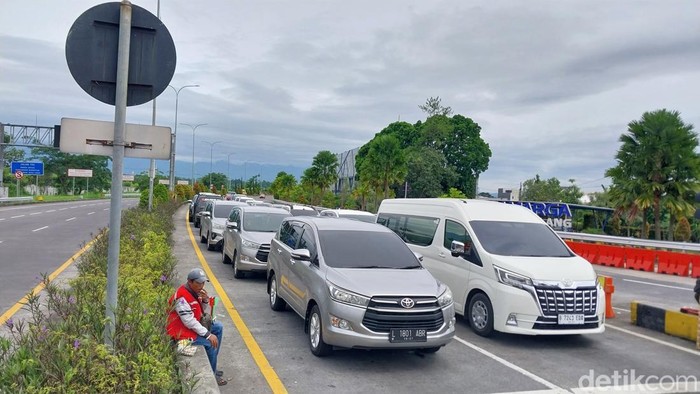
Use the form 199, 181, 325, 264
199, 200, 247, 251
222, 205, 291, 278
266, 217, 455, 357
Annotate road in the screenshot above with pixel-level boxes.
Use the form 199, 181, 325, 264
0, 199, 138, 317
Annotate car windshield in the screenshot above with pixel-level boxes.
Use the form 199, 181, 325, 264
291, 209, 319, 217
243, 213, 290, 232
214, 205, 234, 218
340, 214, 376, 223
318, 230, 421, 269
470, 220, 573, 257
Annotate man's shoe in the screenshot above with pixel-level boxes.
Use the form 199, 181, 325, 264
217, 377, 228, 386
216, 370, 223, 377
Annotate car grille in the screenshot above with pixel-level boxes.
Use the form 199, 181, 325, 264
532, 316, 600, 330
534, 286, 597, 317
362, 296, 444, 333
255, 243, 270, 262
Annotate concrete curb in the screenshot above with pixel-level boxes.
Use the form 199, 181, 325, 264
630, 301, 698, 344
178, 346, 221, 394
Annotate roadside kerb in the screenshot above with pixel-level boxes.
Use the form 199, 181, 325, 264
631, 301, 698, 344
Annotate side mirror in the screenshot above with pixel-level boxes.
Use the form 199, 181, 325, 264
451, 240, 471, 257
291, 248, 312, 261
201, 212, 211, 217
413, 251, 424, 262
226, 221, 238, 230
186, 200, 193, 204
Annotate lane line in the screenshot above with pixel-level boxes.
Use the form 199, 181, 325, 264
66, 217, 76, 222
46, 210, 56, 213
32, 226, 48, 232
10, 215, 24, 219
454, 336, 564, 391
622, 279, 692, 291
606, 324, 700, 356
59, 208, 68, 211
0, 235, 102, 326
186, 211, 287, 394
29, 212, 42, 216
87, 212, 95, 215
0, 218, 5, 221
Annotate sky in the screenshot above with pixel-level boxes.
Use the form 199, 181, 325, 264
2, 1, 700, 193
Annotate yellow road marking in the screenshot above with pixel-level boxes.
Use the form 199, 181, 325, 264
0, 234, 102, 326
186, 211, 287, 394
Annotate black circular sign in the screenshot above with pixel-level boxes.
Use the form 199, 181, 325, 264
65, 2, 176, 106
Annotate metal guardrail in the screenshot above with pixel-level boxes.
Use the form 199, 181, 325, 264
556, 231, 700, 253
0, 196, 33, 203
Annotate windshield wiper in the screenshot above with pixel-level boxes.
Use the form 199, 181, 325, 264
399, 265, 422, 269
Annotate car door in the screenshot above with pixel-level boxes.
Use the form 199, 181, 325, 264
287, 224, 317, 311
201, 201, 213, 239
275, 221, 304, 313
223, 207, 239, 261
434, 218, 479, 315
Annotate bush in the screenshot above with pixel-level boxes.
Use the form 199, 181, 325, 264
0, 201, 184, 393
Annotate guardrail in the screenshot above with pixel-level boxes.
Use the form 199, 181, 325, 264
0, 196, 33, 203
556, 231, 700, 253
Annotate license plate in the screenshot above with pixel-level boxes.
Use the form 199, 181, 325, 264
389, 328, 427, 343
558, 314, 585, 325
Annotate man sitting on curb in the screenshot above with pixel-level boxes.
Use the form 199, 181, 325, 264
167, 268, 227, 386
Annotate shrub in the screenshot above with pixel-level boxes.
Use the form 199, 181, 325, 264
0, 201, 184, 393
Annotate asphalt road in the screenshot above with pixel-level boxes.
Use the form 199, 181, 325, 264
0, 198, 138, 316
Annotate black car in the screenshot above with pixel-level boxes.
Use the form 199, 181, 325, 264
189, 193, 222, 224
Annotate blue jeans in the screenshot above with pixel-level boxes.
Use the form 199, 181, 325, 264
192, 320, 223, 374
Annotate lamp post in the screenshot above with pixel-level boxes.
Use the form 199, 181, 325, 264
180, 123, 206, 187
227, 152, 235, 191
168, 84, 199, 191
202, 140, 222, 191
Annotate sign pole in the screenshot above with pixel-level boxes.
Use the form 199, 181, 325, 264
16, 177, 19, 197
104, 0, 131, 348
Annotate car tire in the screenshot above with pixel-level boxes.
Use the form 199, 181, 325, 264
189, 210, 194, 222
468, 293, 494, 337
269, 274, 286, 311
206, 232, 215, 251
222, 244, 231, 264
200, 229, 206, 244
233, 251, 245, 279
416, 346, 441, 354
308, 305, 332, 357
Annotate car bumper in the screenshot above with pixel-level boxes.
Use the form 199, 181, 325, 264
238, 249, 267, 272
321, 301, 456, 350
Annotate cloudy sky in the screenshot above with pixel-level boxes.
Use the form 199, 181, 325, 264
2, 1, 700, 193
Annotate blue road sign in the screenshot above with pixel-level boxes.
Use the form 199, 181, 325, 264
10, 161, 44, 176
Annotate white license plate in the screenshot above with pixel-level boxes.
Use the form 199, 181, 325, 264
557, 314, 585, 325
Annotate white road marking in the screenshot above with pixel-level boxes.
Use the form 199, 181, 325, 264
0, 218, 5, 221
103, 208, 109, 211
622, 279, 692, 291
613, 307, 631, 312
10, 215, 24, 219
59, 208, 68, 211
66, 217, 76, 222
606, 324, 700, 356
32, 226, 48, 232
87, 212, 95, 215
29, 212, 42, 215
454, 336, 564, 391
46, 209, 56, 212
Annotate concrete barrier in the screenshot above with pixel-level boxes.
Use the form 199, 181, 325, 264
177, 344, 220, 393
630, 301, 698, 343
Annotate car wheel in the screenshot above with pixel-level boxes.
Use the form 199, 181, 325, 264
308, 305, 332, 357
416, 346, 441, 354
200, 229, 206, 244
233, 251, 245, 279
206, 232, 215, 251
194, 218, 200, 228
222, 243, 231, 264
189, 211, 194, 222
468, 293, 494, 337
269, 274, 286, 311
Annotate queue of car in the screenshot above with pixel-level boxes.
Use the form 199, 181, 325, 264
189, 195, 604, 357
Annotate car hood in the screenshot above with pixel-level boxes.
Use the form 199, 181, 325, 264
490, 255, 596, 282
325, 267, 443, 297
211, 218, 227, 227
240, 231, 276, 245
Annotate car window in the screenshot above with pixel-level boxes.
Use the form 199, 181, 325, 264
243, 212, 290, 232
297, 225, 317, 263
340, 214, 376, 223
214, 204, 234, 218
317, 230, 419, 269
470, 220, 573, 257
376, 213, 439, 246
229, 208, 241, 223
279, 221, 302, 248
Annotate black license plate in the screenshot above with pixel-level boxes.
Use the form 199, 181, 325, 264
389, 328, 427, 343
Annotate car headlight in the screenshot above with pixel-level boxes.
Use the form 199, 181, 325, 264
328, 282, 370, 307
437, 287, 453, 307
242, 239, 260, 249
494, 266, 533, 289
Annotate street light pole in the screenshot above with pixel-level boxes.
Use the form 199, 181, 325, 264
180, 123, 206, 187
227, 152, 235, 191
168, 84, 199, 191
202, 140, 222, 191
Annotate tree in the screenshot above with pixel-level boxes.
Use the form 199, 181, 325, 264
404, 146, 456, 198
605, 109, 700, 240
30, 147, 111, 195
359, 135, 407, 200
310, 150, 339, 191
199, 172, 228, 193
269, 171, 297, 201
419, 96, 453, 117
520, 175, 564, 202
443, 115, 491, 197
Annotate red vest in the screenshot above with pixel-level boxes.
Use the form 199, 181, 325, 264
166, 284, 203, 340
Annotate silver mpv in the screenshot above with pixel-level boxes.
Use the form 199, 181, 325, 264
267, 217, 456, 356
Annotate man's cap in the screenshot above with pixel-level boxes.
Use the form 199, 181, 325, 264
187, 268, 209, 283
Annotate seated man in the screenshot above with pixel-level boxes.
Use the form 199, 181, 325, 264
166, 268, 227, 386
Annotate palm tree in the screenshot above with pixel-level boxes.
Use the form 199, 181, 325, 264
359, 135, 407, 200
605, 109, 700, 240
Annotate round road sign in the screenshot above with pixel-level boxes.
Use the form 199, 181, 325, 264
15, 170, 24, 179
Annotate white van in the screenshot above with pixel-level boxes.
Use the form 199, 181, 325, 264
376, 198, 605, 337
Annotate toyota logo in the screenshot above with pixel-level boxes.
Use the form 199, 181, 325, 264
400, 298, 415, 309
561, 279, 574, 288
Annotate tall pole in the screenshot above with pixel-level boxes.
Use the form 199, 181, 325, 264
202, 140, 221, 191
0, 123, 4, 197
180, 123, 206, 187
168, 84, 198, 191
148, 0, 161, 211
105, 0, 131, 348
227, 152, 235, 190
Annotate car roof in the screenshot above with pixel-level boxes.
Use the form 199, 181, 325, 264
238, 205, 291, 214
285, 216, 389, 232
320, 209, 375, 216
212, 200, 247, 206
